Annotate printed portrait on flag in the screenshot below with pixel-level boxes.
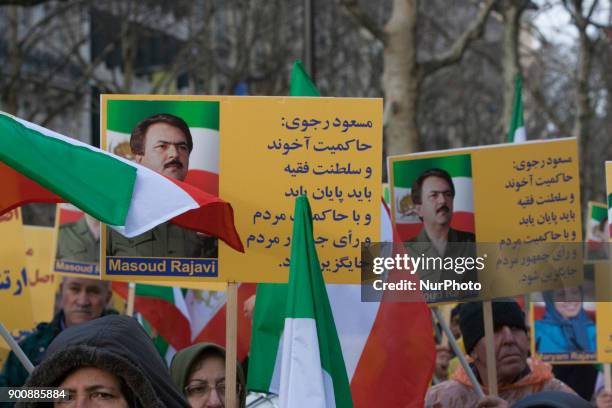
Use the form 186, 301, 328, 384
53, 204, 100, 277
532, 265, 596, 364
101, 98, 219, 281
585, 201, 609, 261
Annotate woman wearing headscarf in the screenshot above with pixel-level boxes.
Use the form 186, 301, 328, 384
16, 315, 189, 408
535, 287, 596, 353
170, 343, 246, 408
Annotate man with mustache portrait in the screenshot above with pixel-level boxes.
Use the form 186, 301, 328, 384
405, 168, 476, 300
107, 113, 217, 258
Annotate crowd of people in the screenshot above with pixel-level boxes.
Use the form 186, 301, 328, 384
427, 301, 612, 408
2, 112, 608, 407
0, 277, 244, 408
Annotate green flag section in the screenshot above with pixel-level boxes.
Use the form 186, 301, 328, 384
252, 196, 353, 407
507, 74, 527, 143
289, 60, 321, 97
0, 112, 136, 225
107, 100, 219, 133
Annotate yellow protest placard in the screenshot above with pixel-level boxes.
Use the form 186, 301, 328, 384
99, 95, 381, 284
23, 225, 59, 324
220, 97, 381, 283
0, 209, 35, 352
389, 138, 582, 302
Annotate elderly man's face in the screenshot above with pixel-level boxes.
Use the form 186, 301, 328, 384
472, 325, 529, 386
61, 278, 111, 327
136, 123, 190, 181
416, 176, 454, 228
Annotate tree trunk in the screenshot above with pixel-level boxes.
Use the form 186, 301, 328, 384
500, 1, 522, 139
575, 20, 593, 208
383, 0, 419, 156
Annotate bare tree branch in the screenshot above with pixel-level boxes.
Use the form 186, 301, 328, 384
340, 0, 387, 44
524, 78, 571, 136
420, 0, 496, 78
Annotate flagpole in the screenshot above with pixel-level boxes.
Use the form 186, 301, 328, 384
0, 322, 34, 374
483, 300, 498, 396
225, 281, 238, 408
432, 308, 485, 399
126, 282, 136, 316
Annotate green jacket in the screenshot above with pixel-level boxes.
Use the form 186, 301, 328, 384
56, 218, 99, 262
107, 222, 217, 258
0, 312, 63, 395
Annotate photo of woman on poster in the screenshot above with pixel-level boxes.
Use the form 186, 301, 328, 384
535, 286, 596, 354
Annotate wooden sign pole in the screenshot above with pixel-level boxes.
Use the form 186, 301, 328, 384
126, 282, 136, 317
225, 282, 238, 407
483, 300, 498, 396
433, 307, 485, 398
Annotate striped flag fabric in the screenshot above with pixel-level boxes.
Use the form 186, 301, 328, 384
507, 74, 527, 143
392, 154, 474, 241
0, 111, 243, 251
248, 60, 435, 408
269, 196, 353, 407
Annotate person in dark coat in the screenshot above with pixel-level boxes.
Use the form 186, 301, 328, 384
17, 315, 189, 408
0, 277, 114, 395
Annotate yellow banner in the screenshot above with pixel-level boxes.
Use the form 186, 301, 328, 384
24, 226, 59, 324
389, 138, 582, 300
0, 209, 35, 352
99, 95, 382, 284
220, 97, 381, 283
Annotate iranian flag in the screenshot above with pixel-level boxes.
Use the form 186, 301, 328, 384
587, 201, 607, 242
270, 196, 353, 407
0, 111, 242, 251
507, 74, 527, 143
391, 153, 474, 241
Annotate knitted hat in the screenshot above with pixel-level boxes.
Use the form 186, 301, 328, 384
460, 299, 527, 354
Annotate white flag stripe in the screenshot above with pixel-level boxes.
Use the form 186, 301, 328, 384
279, 318, 336, 408
189, 128, 219, 174
11, 113, 198, 237
513, 127, 527, 143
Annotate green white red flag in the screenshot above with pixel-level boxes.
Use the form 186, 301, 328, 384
0, 111, 242, 252
507, 74, 527, 143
